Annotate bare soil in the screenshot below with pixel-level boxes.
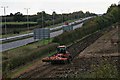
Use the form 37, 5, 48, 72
18, 27, 119, 79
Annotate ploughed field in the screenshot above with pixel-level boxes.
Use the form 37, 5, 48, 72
19, 27, 119, 78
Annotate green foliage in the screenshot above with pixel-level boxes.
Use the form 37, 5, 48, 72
13, 12, 24, 22
2, 10, 96, 34
2, 39, 53, 60
53, 4, 120, 45
2, 43, 59, 73
77, 59, 119, 78
52, 18, 99, 45
90, 60, 118, 78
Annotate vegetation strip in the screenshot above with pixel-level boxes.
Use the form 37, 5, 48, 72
2, 26, 102, 78
16, 26, 113, 78
2, 4, 120, 78
1, 11, 96, 34
1, 18, 84, 44
7, 51, 56, 78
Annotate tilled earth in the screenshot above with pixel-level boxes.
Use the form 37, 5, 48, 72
19, 27, 119, 79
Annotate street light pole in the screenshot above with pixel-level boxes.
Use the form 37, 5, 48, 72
78, 12, 79, 19
53, 12, 55, 26
61, 10, 64, 24
51, 9, 55, 26
24, 8, 30, 32
1, 6, 8, 39
67, 9, 70, 20
42, 11, 44, 28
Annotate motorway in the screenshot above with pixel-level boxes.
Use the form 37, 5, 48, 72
1, 23, 83, 52
0, 17, 93, 52
0, 17, 92, 42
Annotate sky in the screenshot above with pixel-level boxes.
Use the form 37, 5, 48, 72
0, 0, 119, 15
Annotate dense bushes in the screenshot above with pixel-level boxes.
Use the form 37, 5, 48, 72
52, 4, 120, 45
2, 43, 59, 72
52, 17, 100, 45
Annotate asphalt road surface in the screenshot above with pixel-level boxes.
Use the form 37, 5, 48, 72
0, 16, 92, 42
0, 23, 84, 52
0, 15, 94, 52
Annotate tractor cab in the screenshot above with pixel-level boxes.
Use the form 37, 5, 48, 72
57, 45, 67, 54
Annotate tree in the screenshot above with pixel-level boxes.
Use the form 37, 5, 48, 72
10, 13, 13, 16
14, 12, 24, 22
107, 4, 117, 13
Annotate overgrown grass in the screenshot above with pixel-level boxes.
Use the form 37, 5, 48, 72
78, 59, 118, 78
7, 51, 56, 78
2, 38, 53, 69
2, 42, 59, 76
90, 63, 118, 78
52, 18, 98, 45
2, 38, 53, 60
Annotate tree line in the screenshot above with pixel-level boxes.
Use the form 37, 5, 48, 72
1, 10, 96, 34
2, 11, 96, 24
53, 4, 120, 45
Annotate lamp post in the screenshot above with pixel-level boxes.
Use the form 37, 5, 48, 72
41, 11, 44, 28
61, 10, 64, 24
24, 8, 30, 33
1, 6, 8, 39
51, 9, 55, 26
53, 12, 55, 26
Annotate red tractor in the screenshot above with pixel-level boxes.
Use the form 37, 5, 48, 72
42, 45, 72, 64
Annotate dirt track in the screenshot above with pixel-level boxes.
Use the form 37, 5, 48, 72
19, 27, 119, 78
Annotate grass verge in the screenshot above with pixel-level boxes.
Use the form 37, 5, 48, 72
2, 38, 53, 60
7, 51, 56, 78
